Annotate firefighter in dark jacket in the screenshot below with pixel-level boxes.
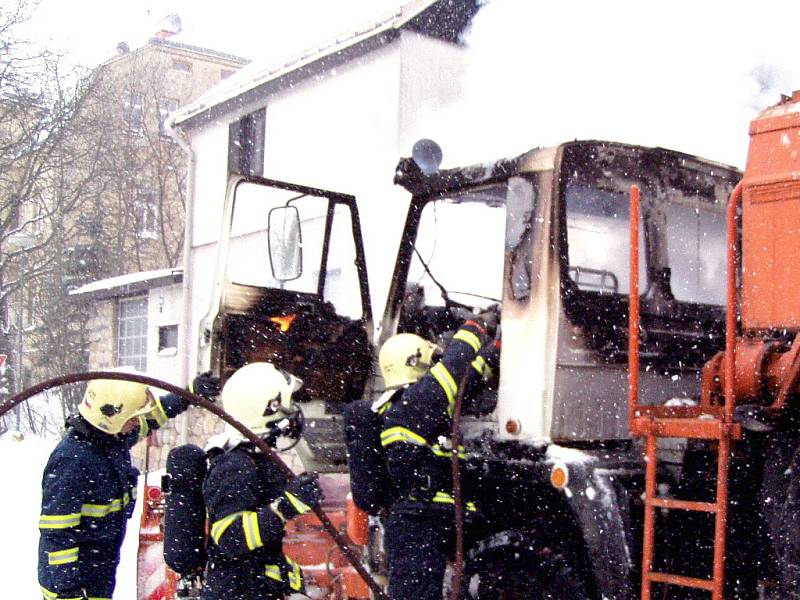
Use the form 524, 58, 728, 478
200, 362, 324, 600
380, 318, 500, 600
38, 371, 210, 600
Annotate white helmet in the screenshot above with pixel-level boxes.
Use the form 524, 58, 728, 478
221, 362, 302, 437
379, 333, 440, 389
78, 370, 154, 434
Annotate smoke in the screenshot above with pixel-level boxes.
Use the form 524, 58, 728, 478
429, 0, 800, 169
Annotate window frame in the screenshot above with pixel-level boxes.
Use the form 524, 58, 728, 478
117, 296, 148, 372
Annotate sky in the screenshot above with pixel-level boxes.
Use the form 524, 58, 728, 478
19, 0, 800, 168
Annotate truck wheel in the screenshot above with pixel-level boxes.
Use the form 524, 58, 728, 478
462, 530, 590, 600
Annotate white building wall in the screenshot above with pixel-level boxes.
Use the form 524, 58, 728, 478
145, 283, 184, 385
183, 33, 468, 376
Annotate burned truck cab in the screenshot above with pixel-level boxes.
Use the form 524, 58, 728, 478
386, 140, 740, 597
198, 175, 374, 471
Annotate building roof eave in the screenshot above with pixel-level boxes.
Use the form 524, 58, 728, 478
69, 268, 184, 301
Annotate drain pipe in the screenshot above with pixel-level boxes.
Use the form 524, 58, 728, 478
164, 115, 195, 445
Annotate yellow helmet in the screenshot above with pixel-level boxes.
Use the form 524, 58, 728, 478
78, 375, 153, 434
221, 362, 303, 437
379, 333, 439, 389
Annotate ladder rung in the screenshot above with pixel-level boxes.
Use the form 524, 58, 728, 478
646, 571, 715, 591
648, 497, 719, 512
632, 417, 741, 439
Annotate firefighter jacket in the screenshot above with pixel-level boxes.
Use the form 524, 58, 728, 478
381, 321, 499, 512
38, 392, 188, 600
200, 442, 303, 600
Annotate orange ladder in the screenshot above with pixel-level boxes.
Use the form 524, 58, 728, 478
627, 184, 743, 600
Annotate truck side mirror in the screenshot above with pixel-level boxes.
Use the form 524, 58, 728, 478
268, 205, 302, 281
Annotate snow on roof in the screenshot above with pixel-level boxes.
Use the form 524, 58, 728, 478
69, 268, 183, 299
170, 0, 479, 128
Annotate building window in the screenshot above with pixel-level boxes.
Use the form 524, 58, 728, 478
221, 68, 235, 80
158, 97, 179, 136
123, 92, 144, 135
172, 59, 192, 73
228, 107, 265, 176
118, 296, 148, 372
158, 324, 178, 356
134, 191, 158, 239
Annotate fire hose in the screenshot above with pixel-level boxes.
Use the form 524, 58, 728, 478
0, 370, 389, 600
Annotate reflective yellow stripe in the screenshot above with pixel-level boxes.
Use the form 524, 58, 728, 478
471, 355, 493, 380
453, 329, 481, 352
151, 396, 169, 426
265, 564, 282, 582
210, 511, 244, 544
433, 491, 455, 504
242, 511, 263, 550
40, 587, 99, 600
138, 415, 150, 440
287, 557, 302, 590
430, 363, 457, 413
431, 444, 466, 459
380, 426, 427, 447
40, 587, 58, 600
39, 512, 81, 529
48, 546, 79, 565
432, 491, 477, 512
40, 587, 83, 600
81, 494, 128, 518
270, 499, 287, 523
376, 401, 392, 415
284, 491, 311, 516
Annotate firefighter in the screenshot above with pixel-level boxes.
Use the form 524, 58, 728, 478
379, 316, 500, 600
38, 370, 217, 600
200, 361, 324, 600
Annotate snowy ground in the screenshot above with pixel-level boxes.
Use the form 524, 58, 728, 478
1, 434, 142, 600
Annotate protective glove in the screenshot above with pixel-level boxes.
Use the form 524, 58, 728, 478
273, 472, 324, 521
189, 371, 221, 401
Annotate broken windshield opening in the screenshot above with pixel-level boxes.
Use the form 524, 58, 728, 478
565, 182, 647, 295
408, 185, 507, 312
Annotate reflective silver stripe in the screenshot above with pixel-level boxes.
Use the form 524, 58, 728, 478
453, 329, 481, 352
210, 511, 244, 544
242, 511, 263, 550
471, 355, 493, 380
287, 557, 302, 590
264, 564, 282, 582
48, 546, 79, 565
430, 363, 457, 413
380, 426, 427, 447
39, 512, 81, 529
